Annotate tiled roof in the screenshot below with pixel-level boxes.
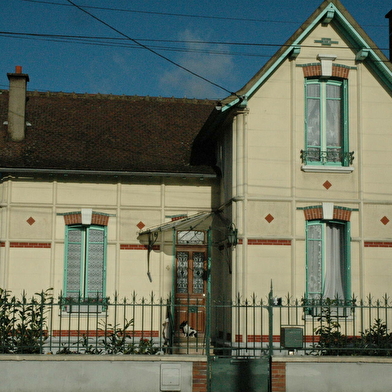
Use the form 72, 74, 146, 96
0, 91, 216, 175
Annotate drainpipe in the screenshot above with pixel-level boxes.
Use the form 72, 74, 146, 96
386, 10, 392, 62
7, 66, 29, 141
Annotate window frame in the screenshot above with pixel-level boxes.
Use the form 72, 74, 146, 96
63, 224, 107, 302
304, 78, 350, 167
305, 219, 351, 302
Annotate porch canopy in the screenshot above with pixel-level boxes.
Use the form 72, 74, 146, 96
137, 212, 215, 281
138, 211, 214, 246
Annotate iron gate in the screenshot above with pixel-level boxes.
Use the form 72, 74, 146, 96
209, 356, 270, 392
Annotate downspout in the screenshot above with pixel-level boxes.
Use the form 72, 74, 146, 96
206, 228, 212, 357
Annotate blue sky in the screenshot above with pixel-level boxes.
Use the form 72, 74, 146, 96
1, 0, 390, 99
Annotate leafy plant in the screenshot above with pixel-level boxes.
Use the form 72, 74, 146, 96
0, 288, 52, 354
100, 319, 134, 354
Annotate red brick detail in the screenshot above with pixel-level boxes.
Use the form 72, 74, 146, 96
63, 213, 82, 225
303, 64, 322, 77
193, 361, 207, 392
265, 214, 275, 223
171, 215, 188, 221
364, 241, 392, 248
237, 238, 243, 245
52, 330, 159, 337
9, 242, 51, 248
304, 207, 323, 221
91, 214, 109, 226
235, 334, 243, 343
271, 362, 286, 392
304, 207, 351, 222
248, 239, 291, 246
332, 66, 350, 78
333, 209, 351, 221
247, 335, 281, 343
63, 213, 109, 226
381, 216, 390, 225
302, 64, 350, 79
120, 244, 160, 250
0, 242, 5, 247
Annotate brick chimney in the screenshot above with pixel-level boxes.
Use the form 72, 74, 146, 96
386, 10, 392, 62
7, 66, 29, 141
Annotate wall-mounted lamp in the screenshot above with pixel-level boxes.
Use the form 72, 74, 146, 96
227, 224, 238, 247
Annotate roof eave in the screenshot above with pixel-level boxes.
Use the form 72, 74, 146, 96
221, 0, 392, 110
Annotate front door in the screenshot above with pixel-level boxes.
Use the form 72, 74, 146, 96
175, 246, 207, 336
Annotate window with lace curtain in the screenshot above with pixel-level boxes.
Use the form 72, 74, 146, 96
306, 220, 351, 304
302, 78, 352, 167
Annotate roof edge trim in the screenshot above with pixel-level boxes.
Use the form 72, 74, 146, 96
0, 167, 216, 179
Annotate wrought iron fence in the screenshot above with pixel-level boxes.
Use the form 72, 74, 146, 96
2, 288, 392, 356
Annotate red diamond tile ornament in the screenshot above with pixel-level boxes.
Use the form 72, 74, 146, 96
137, 221, 145, 230
265, 214, 274, 223
323, 180, 332, 190
381, 216, 390, 225
27, 217, 35, 226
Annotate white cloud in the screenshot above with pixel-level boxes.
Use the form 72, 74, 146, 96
159, 29, 236, 99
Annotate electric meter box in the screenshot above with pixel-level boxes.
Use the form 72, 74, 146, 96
280, 327, 303, 349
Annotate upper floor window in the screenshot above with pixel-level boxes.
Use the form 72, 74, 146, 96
302, 78, 352, 167
64, 225, 107, 302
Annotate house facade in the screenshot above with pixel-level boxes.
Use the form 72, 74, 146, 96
0, 0, 391, 350
193, 0, 392, 307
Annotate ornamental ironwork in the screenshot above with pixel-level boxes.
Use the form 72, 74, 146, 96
300, 149, 354, 166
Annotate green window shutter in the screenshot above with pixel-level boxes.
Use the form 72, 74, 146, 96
86, 226, 106, 298
64, 225, 107, 300
65, 227, 84, 299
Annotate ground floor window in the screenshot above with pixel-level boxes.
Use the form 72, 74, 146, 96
64, 225, 107, 301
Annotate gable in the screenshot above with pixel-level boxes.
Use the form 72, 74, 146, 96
221, 0, 392, 110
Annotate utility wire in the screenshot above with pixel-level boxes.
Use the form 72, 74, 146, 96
65, 0, 236, 96
0, 31, 389, 53
20, 0, 388, 28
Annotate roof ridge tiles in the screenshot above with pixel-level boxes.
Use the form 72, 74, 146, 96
1, 89, 215, 104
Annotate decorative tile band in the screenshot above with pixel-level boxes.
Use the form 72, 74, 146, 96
364, 241, 392, 248
63, 212, 109, 226
52, 330, 159, 337
120, 244, 160, 250
248, 239, 291, 246
299, 63, 353, 78
302, 205, 352, 222
9, 242, 51, 248
239, 334, 319, 343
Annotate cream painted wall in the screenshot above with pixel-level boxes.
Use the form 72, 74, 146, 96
7, 248, 51, 294
9, 206, 52, 239
247, 201, 291, 237
246, 245, 292, 296
0, 177, 218, 299
225, 19, 392, 301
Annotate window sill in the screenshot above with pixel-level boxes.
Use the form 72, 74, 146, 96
301, 165, 354, 173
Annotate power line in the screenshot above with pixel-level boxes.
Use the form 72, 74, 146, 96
65, 0, 236, 96
1, 31, 389, 63
22, 0, 387, 28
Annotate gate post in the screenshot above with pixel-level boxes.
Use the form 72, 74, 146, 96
268, 283, 274, 357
